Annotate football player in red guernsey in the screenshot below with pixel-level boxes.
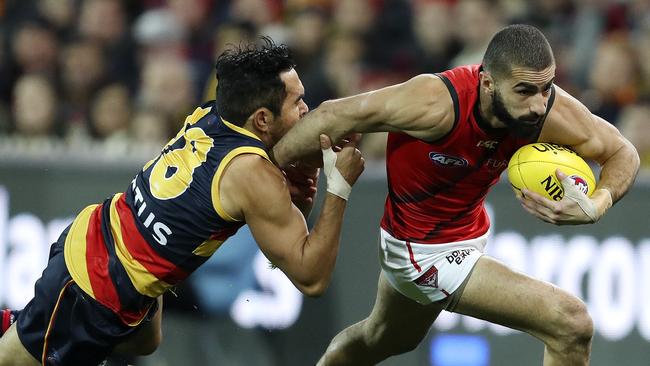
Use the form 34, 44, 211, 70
272, 24, 639, 365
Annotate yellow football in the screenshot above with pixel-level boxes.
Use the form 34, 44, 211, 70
507, 143, 596, 201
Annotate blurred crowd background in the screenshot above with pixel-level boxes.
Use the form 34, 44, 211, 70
1, 0, 650, 170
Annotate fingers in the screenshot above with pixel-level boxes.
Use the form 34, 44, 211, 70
344, 134, 362, 147
332, 133, 363, 152
519, 189, 561, 224
520, 189, 552, 206
320, 134, 332, 150
519, 199, 557, 224
342, 133, 363, 147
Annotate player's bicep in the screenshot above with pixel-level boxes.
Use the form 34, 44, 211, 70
541, 86, 628, 164
238, 163, 309, 270
324, 74, 454, 138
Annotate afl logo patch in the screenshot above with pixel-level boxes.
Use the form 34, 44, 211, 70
570, 175, 590, 195
429, 152, 468, 167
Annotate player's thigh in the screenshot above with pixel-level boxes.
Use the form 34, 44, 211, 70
452, 255, 586, 340
367, 272, 446, 343
114, 297, 163, 356
0, 324, 40, 366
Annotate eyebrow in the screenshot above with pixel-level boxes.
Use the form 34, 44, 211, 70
514, 78, 555, 92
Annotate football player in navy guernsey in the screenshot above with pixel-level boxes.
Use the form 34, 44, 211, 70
272, 24, 639, 365
0, 38, 364, 365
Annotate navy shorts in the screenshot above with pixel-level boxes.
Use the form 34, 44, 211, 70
16, 227, 157, 366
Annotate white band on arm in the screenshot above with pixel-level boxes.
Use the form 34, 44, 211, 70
561, 175, 598, 222
322, 147, 352, 200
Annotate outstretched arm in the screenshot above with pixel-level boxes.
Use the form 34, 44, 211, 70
520, 86, 640, 224
218, 136, 364, 296
271, 74, 455, 168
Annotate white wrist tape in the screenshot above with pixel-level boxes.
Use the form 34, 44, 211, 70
322, 147, 351, 200
561, 175, 597, 222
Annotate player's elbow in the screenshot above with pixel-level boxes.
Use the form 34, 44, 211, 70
627, 140, 641, 174
297, 277, 330, 298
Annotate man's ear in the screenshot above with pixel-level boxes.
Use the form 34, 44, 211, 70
251, 108, 274, 132
479, 70, 494, 94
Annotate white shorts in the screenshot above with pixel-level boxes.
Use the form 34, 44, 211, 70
379, 228, 488, 305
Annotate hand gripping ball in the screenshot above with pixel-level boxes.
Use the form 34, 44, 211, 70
507, 143, 596, 201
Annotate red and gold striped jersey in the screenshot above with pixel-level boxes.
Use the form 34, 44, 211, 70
64, 102, 268, 325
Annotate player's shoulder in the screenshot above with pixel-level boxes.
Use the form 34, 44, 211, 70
540, 85, 596, 145
222, 153, 284, 192
404, 73, 446, 93
217, 152, 286, 220
544, 85, 592, 127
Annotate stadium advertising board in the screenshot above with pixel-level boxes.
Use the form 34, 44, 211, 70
0, 161, 648, 365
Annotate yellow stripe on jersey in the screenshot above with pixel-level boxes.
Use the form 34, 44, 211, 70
141, 105, 213, 172
221, 118, 263, 141
187, 105, 212, 125
109, 194, 173, 298
192, 238, 226, 257
211, 146, 270, 222
63, 204, 98, 298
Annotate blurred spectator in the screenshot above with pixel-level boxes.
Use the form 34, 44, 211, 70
11, 21, 59, 77
59, 38, 107, 141
634, 23, 650, 100
583, 33, 641, 123
168, 0, 219, 102
203, 20, 258, 101
138, 55, 195, 136
450, 0, 504, 67
131, 108, 169, 149
79, 0, 126, 44
412, 0, 458, 72
12, 74, 59, 138
499, 0, 529, 22
79, 0, 139, 90
332, 0, 375, 35
287, 7, 328, 74
325, 31, 364, 95
89, 83, 132, 148
133, 7, 187, 62
618, 103, 650, 171
364, 0, 419, 75
37, 0, 77, 40
229, 0, 283, 31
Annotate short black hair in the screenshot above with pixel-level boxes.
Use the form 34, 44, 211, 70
215, 37, 295, 126
482, 24, 555, 79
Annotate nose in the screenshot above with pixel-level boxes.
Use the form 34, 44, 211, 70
530, 93, 547, 116
300, 100, 309, 117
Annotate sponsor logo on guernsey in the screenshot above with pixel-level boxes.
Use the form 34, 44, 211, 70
477, 140, 499, 149
429, 152, 468, 167
486, 158, 508, 170
414, 265, 439, 288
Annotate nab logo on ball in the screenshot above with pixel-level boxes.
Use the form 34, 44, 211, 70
539, 174, 564, 201
429, 152, 468, 167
